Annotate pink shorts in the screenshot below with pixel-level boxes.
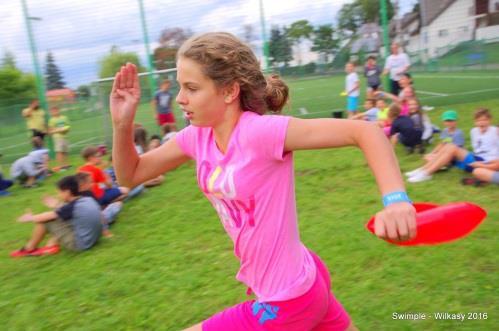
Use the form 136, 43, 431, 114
202, 252, 351, 331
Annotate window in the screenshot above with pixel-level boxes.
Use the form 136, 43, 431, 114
438, 29, 449, 37
459, 26, 469, 33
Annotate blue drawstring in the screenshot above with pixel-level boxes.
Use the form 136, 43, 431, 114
252, 301, 280, 325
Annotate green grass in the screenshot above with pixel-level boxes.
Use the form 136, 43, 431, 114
0, 76, 498, 330
436, 42, 499, 66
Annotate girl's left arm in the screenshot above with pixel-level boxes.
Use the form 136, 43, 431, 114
285, 118, 416, 242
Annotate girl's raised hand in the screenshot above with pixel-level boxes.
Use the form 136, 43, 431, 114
110, 63, 141, 128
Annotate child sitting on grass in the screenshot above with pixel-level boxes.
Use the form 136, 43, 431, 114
10, 138, 49, 188
75, 172, 122, 237
423, 110, 465, 163
406, 108, 498, 183
387, 103, 423, 153
78, 146, 129, 206
351, 99, 379, 122
10, 175, 102, 258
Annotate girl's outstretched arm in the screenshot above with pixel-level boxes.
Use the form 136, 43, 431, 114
110, 63, 189, 188
285, 118, 416, 242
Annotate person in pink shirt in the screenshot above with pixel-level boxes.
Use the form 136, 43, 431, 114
110, 33, 416, 331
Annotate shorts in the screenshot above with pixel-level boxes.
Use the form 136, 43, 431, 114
31, 129, 46, 140
98, 187, 122, 206
54, 137, 69, 153
346, 97, 358, 112
202, 251, 351, 331
367, 84, 380, 91
157, 112, 176, 126
454, 153, 484, 173
44, 219, 79, 251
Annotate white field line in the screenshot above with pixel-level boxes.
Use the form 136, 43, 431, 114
298, 107, 309, 115
415, 75, 499, 79
417, 90, 449, 97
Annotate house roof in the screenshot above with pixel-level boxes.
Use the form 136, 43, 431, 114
420, 0, 457, 26
46, 88, 74, 97
351, 23, 381, 54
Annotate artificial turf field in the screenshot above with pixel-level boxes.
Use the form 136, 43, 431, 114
0, 71, 497, 330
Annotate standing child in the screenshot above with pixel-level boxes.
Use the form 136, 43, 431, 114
364, 55, 382, 98
22, 99, 47, 140
153, 80, 175, 129
10, 175, 102, 257
344, 62, 360, 118
110, 32, 415, 331
48, 106, 71, 171
78, 146, 129, 206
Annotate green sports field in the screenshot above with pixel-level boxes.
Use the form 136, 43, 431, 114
0, 72, 497, 330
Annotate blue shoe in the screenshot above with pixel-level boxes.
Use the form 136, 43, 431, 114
0, 190, 11, 197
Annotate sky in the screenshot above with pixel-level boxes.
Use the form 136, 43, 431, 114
0, 0, 418, 88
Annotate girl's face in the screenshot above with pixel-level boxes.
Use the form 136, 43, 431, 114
399, 76, 410, 87
376, 100, 385, 109
408, 100, 419, 113
176, 57, 228, 127
474, 115, 491, 132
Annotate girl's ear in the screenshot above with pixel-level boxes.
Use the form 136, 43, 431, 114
223, 82, 240, 104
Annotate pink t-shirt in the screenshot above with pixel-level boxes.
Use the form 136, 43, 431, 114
175, 111, 316, 302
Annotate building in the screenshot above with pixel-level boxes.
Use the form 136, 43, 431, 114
46, 88, 76, 107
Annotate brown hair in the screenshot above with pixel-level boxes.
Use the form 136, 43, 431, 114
177, 32, 288, 114
81, 146, 99, 160
75, 172, 91, 184
388, 103, 401, 120
474, 108, 491, 119
134, 127, 148, 152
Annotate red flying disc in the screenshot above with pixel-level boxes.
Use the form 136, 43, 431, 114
366, 202, 487, 246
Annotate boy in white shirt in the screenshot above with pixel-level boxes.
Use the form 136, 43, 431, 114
344, 62, 360, 118
407, 108, 498, 183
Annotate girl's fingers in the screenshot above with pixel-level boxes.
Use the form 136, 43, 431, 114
111, 72, 121, 94
119, 66, 126, 89
127, 63, 135, 89
374, 215, 386, 239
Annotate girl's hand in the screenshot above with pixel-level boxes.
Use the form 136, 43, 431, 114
110, 63, 141, 128
374, 202, 417, 242
469, 161, 484, 168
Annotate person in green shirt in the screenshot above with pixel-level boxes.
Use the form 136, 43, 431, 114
48, 106, 71, 171
22, 99, 47, 140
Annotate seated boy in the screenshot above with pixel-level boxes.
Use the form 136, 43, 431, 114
407, 108, 498, 183
10, 175, 102, 257
78, 146, 129, 205
423, 110, 465, 162
351, 99, 379, 122
10, 145, 49, 188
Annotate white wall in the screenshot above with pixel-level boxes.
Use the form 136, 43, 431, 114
421, 0, 475, 57
476, 25, 499, 41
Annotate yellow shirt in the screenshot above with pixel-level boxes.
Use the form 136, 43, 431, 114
22, 107, 46, 132
48, 115, 70, 140
377, 107, 389, 121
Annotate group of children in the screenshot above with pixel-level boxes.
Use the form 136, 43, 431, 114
345, 58, 432, 154
344, 57, 498, 186
8, 124, 176, 258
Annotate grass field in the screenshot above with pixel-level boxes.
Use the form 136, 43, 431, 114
0, 73, 498, 330
1, 70, 499, 165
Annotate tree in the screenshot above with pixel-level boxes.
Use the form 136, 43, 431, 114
76, 85, 91, 99
286, 20, 313, 65
338, 0, 394, 36
99, 46, 143, 78
2, 50, 17, 69
311, 25, 339, 63
153, 27, 193, 70
0, 66, 36, 106
45, 51, 65, 90
268, 26, 293, 68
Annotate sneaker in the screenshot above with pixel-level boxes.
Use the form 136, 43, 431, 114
422, 106, 434, 111
405, 168, 423, 177
10, 247, 40, 258
35, 245, 60, 255
408, 171, 432, 183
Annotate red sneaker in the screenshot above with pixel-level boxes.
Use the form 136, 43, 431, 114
35, 245, 60, 255
10, 247, 40, 258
